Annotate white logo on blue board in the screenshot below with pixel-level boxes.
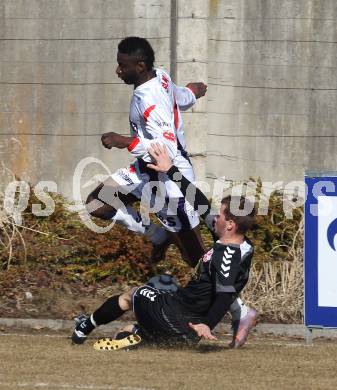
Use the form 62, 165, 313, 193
327, 218, 337, 251
317, 196, 337, 307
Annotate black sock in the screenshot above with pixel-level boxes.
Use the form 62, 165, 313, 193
92, 295, 126, 326
76, 316, 96, 336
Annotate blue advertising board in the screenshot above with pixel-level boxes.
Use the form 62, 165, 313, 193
305, 172, 337, 328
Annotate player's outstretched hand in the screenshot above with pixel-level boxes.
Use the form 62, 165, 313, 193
147, 143, 173, 173
186, 82, 208, 99
188, 322, 217, 341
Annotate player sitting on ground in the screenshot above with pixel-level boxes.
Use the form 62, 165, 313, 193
72, 190, 257, 348
146, 143, 258, 348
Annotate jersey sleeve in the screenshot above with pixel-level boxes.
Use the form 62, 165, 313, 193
166, 165, 217, 240
203, 291, 236, 329
173, 84, 196, 111
211, 246, 242, 294
167, 165, 212, 218
127, 94, 178, 161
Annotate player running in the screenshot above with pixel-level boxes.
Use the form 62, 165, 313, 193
86, 36, 207, 266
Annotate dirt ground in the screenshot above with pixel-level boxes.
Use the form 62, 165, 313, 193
0, 328, 337, 390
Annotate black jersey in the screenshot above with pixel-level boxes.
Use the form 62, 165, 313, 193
174, 238, 254, 316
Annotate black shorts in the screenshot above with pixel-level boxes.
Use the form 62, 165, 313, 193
132, 285, 201, 344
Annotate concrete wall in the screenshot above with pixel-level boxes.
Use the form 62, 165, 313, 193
1, 0, 337, 200
207, 0, 337, 185
175, 0, 209, 184
0, 0, 172, 199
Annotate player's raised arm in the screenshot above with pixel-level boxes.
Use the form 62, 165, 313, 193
173, 82, 207, 111
185, 82, 207, 99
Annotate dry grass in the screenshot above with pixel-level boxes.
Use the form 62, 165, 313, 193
0, 170, 305, 322
243, 215, 304, 323
1, 331, 337, 390
0, 165, 28, 270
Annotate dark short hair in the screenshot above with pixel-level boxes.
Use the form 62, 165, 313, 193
118, 36, 155, 70
221, 196, 256, 234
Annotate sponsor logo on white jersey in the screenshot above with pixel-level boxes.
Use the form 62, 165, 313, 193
116, 168, 135, 186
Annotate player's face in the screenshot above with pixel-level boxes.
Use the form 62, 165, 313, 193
116, 52, 140, 85
214, 204, 234, 237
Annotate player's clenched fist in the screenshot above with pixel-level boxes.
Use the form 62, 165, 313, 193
186, 82, 208, 99
101, 132, 133, 149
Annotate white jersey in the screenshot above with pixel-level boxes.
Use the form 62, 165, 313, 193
127, 69, 196, 166
110, 69, 200, 232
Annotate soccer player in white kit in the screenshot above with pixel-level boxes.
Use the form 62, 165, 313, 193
85, 37, 255, 341
86, 36, 207, 266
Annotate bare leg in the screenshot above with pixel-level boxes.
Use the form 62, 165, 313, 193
71, 287, 138, 344
85, 179, 138, 220
118, 288, 137, 311
86, 180, 167, 245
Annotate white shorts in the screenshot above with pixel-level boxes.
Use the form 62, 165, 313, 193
110, 156, 199, 233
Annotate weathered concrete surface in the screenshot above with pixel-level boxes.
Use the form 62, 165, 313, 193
175, 0, 209, 183
1, 0, 337, 200
0, 0, 172, 200
207, 0, 337, 185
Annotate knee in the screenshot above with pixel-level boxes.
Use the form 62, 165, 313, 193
85, 195, 102, 218
85, 192, 95, 206
85, 192, 112, 219
85, 184, 103, 209
119, 288, 137, 311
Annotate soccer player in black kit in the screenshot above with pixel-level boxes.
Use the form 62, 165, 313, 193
72, 144, 256, 347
